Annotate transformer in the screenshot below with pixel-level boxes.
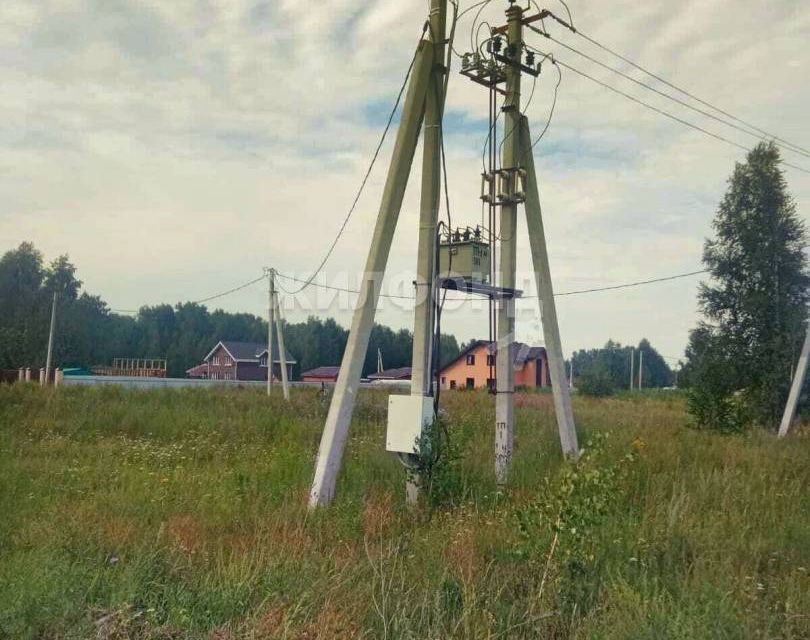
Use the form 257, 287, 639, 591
438, 226, 491, 284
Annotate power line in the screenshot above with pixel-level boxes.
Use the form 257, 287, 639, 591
110, 266, 708, 315
536, 30, 810, 160
284, 23, 428, 296
554, 269, 707, 296
528, 47, 810, 176
548, 16, 810, 158
110, 273, 267, 315
275, 267, 707, 300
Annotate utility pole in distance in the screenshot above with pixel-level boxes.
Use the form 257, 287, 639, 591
638, 349, 644, 390
45, 289, 57, 385
266, 268, 274, 397
629, 347, 634, 390
273, 282, 291, 401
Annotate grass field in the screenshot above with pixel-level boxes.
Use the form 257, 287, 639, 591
0, 384, 808, 639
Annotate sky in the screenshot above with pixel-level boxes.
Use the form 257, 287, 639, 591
2, 0, 809, 363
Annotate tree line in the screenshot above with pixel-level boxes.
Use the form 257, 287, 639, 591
0, 243, 460, 379
571, 338, 674, 396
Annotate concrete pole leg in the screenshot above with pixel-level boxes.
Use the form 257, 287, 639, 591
308, 40, 434, 508
273, 291, 291, 401
408, 0, 447, 505
519, 115, 579, 459
494, 4, 523, 487
779, 324, 810, 437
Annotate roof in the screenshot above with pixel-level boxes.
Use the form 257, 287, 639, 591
186, 363, 209, 376
204, 340, 296, 363
301, 366, 341, 379
368, 366, 412, 380
439, 340, 546, 372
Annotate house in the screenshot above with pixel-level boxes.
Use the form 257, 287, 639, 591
187, 340, 296, 381
368, 366, 412, 383
439, 340, 551, 390
301, 366, 341, 383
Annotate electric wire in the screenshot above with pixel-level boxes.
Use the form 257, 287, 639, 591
274, 267, 708, 300
282, 22, 429, 296
568, 26, 810, 159
110, 273, 268, 314
527, 47, 810, 175
536, 29, 810, 160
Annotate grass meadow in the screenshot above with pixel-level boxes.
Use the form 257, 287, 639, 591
0, 384, 808, 639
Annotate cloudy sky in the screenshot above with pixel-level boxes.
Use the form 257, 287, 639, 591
2, 0, 809, 362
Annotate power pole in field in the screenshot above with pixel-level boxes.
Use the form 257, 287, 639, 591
265, 268, 290, 401
266, 268, 274, 397
493, 3, 522, 485
45, 290, 57, 385
779, 323, 810, 437
273, 284, 291, 401
309, 1, 444, 508
308, 0, 579, 507
638, 349, 644, 390
629, 347, 634, 390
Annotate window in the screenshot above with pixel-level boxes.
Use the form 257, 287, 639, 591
466, 377, 475, 389
466, 354, 476, 366
450, 380, 457, 390
486, 354, 495, 366
487, 378, 495, 391
441, 376, 446, 386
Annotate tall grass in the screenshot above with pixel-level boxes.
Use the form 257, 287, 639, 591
0, 384, 807, 638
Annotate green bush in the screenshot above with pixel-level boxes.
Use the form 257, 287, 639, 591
578, 367, 616, 397
686, 387, 751, 434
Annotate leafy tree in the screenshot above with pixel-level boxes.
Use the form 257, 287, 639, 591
572, 339, 672, 391
684, 142, 809, 429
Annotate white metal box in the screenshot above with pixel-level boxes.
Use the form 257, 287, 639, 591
386, 395, 434, 454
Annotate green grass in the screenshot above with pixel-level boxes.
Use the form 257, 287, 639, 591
0, 384, 808, 639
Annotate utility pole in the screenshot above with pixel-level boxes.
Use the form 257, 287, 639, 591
406, 0, 447, 504
779, 323, 810, 437
629, 347, 634, 390
273, 286, 291, 401
45, 290, 57, 385
494, 2, 523, 485
309, 30, 435, 508
569, 358, 573, 389
638, 349, 644, 390
266, 268, 274, 396
377, 348, 384, 374
519, 115, 578, 459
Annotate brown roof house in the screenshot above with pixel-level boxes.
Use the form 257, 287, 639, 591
368, 366, 412, 383
438, 340, 550, 390
187, 340, 296, 381
301, 366, 341, 383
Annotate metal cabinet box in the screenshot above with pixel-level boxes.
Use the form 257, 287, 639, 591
438, 240, 491, 284
386, 395, 434, 454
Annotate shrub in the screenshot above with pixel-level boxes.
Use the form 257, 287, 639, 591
577, 367, 616, 397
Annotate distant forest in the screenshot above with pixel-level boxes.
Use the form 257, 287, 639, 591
0, 242, 460, 378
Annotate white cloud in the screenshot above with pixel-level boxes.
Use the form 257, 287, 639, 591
1, 0, 808, 361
